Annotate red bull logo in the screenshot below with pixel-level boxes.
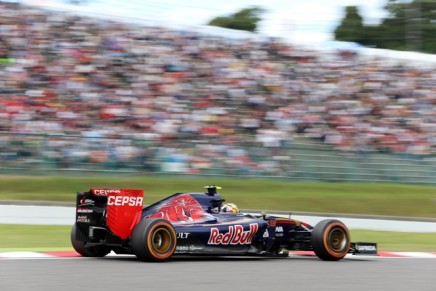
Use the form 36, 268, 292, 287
208, 224, 259, 245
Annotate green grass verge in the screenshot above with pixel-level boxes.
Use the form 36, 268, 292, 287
0, 224, 434, 252
1, 175, 436, 218
2, 175, 434, 253
0, 225, 72, 251
351, 230, 436, 252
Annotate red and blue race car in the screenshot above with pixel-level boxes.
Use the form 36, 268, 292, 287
71, 186, 377, 262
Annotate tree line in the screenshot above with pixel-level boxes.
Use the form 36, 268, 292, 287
206, 1, 436, 54
334, 0, 436, 54
66, 0, 436, 54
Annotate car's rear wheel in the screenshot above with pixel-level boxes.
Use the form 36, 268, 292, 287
311, 219, 350, 261
131, 218, 177, 262
70, 224, 111, 257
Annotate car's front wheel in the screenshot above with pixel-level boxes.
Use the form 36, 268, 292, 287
131, 218, 177, 262
70, 224, 111, 257
311, 219, 350, 261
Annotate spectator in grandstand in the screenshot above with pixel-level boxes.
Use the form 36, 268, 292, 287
1, 1, 436, 177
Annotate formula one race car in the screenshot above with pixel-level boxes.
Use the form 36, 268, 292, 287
71, 186, 377, 262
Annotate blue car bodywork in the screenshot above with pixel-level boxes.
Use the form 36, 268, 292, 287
71, 186, 377, 261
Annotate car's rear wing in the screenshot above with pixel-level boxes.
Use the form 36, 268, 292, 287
75, 188, 144, 239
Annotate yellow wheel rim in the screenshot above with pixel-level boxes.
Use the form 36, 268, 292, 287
151, 227, 172, 254
327, 228, 347, 253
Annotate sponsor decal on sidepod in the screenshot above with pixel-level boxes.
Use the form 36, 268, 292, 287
208, 224, 259, 245
176, 232, 190, 239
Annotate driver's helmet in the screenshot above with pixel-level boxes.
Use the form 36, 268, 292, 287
221, 202, 239, 213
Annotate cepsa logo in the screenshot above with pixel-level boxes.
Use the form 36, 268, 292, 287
208, 224, 258, 245
92, 189, 121, 196
107, 196, 143, 207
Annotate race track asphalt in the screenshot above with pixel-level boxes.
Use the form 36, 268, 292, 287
1, 255, 435, 291
2, 204, 435, 291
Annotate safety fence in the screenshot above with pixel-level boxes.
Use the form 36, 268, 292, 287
0, 132, 435, 185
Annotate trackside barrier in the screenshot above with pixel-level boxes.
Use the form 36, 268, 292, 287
1, 132, 436, 185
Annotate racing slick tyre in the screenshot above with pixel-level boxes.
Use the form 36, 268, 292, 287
70, 224, 111, 257
311, 219, 350, 261
131, 218, 177, 262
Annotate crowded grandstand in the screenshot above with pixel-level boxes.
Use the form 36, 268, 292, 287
1, 1, 436, 182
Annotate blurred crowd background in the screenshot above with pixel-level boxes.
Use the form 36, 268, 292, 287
1, 1, 436, 182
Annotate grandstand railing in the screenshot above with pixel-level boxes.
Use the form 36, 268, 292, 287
1, 132, 435, 185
